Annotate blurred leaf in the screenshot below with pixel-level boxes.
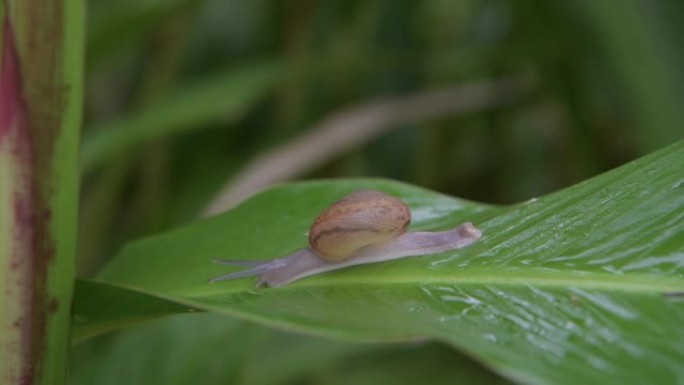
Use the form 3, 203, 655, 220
574, 0, 684, 150
81, 61, 282, 174
87, 0, 191, 69
76, 140, 684, 384
70, 314, 260, 385
72, 280, 197, 342
70, 313, 510, 385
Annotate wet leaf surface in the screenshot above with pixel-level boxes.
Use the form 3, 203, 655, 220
75, 141, 684, 385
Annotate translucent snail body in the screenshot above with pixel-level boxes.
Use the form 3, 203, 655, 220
211, 190, 482, 287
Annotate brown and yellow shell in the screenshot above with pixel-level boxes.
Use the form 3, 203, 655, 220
308, 190, 411, 261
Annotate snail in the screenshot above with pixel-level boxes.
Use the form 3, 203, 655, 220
211, 190, 482, 287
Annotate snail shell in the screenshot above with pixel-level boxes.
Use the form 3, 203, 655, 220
309, 190, 410, 261
211, 189, 482, 287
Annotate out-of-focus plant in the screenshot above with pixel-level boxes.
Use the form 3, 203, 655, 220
0, 0, 84, 384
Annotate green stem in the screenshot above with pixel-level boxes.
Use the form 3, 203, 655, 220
0, 0, 84, 383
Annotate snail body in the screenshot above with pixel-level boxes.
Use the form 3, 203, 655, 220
211, 190, 482, 287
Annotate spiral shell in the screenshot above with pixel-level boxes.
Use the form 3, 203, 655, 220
308, 190, 411, 261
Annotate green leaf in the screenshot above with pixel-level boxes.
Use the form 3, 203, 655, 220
574, 1, 684, 151
75, 141, 684, 385
80, 61, 282, 175
70, 313, 510, 385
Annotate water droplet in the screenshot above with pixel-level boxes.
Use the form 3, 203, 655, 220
429, 258, 452, 268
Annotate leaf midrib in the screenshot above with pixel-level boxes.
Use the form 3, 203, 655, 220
185, 271, 684, 297
75, 270, 684, 343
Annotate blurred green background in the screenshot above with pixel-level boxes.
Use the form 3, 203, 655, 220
75, 1, 684, 383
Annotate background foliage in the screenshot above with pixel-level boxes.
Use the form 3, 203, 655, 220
74, 1, 684, 384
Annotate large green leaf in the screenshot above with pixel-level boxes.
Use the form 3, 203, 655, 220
70, 313, 510, 385
75, 141, 684, 385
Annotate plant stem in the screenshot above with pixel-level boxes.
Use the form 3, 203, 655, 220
0, 0, 84, 383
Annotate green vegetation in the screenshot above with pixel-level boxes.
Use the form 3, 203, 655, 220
1, 1, 683, 384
